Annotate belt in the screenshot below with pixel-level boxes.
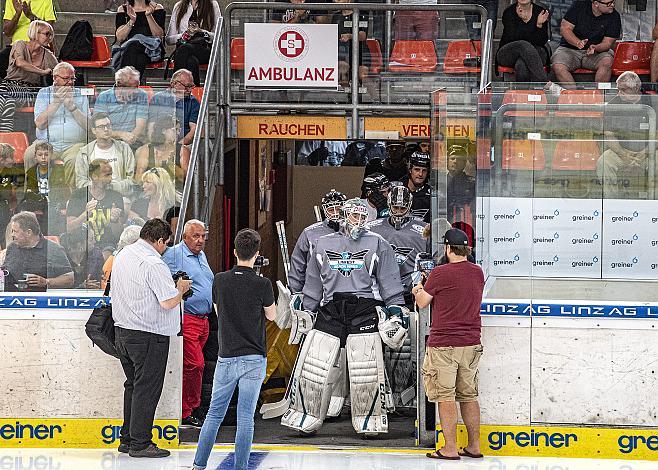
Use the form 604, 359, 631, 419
184, 312, 209, 319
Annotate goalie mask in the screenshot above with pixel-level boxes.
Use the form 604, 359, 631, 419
387, 185, 412, 230
322, 189, 347, 230
342, 198, 369, 240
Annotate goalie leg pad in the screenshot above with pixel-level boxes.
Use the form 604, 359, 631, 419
346, 332, 388, 435
289, 308, 316, 345
281, 329, 341, 433
275, 281, 292, 329
327, 348, 347, 417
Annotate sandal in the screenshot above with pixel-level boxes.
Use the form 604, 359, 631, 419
425, 450, 461, 460
458, 448, 484, 458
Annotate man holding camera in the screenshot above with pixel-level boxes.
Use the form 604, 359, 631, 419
413, 228, 484, 460
111, 218, 193, 458
193, 228, 276, 470
162, 219, 214, 428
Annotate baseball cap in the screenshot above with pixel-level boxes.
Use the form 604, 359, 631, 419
443, 228, 469, 246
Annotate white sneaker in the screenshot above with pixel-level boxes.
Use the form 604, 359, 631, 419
545, 81, 564, 96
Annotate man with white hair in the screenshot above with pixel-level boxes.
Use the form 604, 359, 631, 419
94, 66, 148, 148
162, 218, 214, 427
148, 68, 199, 146
597, 71, 651, 199
25, 62, 90, 187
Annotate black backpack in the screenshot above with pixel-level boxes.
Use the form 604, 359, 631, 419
59, 20, 93, 61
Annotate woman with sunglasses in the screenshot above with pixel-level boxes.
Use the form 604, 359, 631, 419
0, 20, 58, 131
129, 167, 176, 220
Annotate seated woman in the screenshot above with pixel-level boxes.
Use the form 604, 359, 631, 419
0, 20, 58, 129
166, 0, 221, 86
114, 0, 166, 80
496, 0, 561, 94
129, 167, 176, 220
134, 115, 182, 181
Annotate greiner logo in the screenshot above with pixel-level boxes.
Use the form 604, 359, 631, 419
487, 429, 578, 451
493, 232, 520, 243
611, 257, 639, 269
572, 256, 599, 268
533, 209, 559, 221
533, 233, 559, 244
572, 233, 599, 245
533, 255, 559, 267
611, 234, 639, 246
572, 210, 599, 222
0, 421, 62, 440
493, 209, 521, 221
612, 211, 639, 223
101, 424, 177, 444
618, 434, 658, 454
493, 254, 520, 267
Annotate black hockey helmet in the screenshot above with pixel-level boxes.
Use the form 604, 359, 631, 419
387, 185, 412, 229
321, 189, 347, 222
408, 151, 431, 169
361, 172, 390, 196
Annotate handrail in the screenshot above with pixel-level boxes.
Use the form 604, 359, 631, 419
479, 18, 493, 92
175, 15, 224, 244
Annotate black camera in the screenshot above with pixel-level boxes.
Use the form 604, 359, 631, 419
254, 256, 269, 268
172, 271, 193, 300
416, 252, 436, 274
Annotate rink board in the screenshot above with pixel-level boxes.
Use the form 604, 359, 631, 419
436, 424, 658, 461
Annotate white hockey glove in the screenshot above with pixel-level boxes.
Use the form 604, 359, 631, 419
376, 305, 409, 350
289, 293, 316, 344
275, 281, 292, 329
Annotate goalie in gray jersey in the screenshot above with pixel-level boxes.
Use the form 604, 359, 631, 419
366, 185, 426, 407
287, 189, 346, 294
282, 198, 409, 436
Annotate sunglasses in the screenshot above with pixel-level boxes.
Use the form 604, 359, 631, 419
597, 0, 614, 5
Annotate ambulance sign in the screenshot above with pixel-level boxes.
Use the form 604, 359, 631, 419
245, 23, 338, 88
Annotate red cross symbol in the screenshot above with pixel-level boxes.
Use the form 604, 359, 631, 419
277, 31, 305, 58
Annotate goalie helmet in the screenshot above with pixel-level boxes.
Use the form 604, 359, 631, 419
341, 198, 369, 240
387, 185, 412, 230
321, 189, 346, 226
408, 151, 430, 169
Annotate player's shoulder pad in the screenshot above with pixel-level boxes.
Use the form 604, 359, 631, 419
305, 221, 325, 231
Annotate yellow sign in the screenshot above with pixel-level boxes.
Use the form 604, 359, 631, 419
0, 419, 179, 448
443, 118, 475, 140
437, 424, 658, 460
237, 116, 347, 140
363, 117, 430, 139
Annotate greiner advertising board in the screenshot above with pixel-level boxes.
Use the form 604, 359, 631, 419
245, 24, 338, 88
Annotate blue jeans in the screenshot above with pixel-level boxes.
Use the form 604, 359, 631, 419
193, 354, 267, 470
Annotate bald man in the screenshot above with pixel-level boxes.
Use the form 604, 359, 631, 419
162, 219, 214, 427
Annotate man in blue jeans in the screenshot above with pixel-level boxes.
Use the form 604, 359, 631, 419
193, 228, 276, 470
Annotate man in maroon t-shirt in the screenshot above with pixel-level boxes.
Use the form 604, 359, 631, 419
413, 228, 484, 460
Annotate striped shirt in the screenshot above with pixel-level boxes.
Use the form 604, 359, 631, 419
111, 239, 180, 336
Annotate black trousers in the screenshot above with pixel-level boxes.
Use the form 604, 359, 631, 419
173, 42, 211, 86
117, 42, 162, 83
497, 41, 549, 82
115, 327, 170, 451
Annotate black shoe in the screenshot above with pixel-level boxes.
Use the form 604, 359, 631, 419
181, 415, 203, 428
117, 443, 130, 453
128, 444, 170, 458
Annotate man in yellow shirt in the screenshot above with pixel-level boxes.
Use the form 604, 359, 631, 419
1, 0, 56, 76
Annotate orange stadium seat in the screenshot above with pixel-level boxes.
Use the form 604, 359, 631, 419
502, 139, 545, 170
366, 39, 383, 74
443, 40, 481, 74
555, 89, 603, 118
612, 41, 652, 76
552, 140, 600, 171
476, 138, 492, 170
0, 132, 29, 164
192, 87, 204, 102
231, 38, 245, 71
501, 89, 547, 117
65, 35, 111, 68
389, 40, 437, 73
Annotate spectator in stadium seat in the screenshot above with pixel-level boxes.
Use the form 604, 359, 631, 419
331, 0, 370, 89
166, 0, 221, 86
5, 211, 74, 291
497, 0, 564, 95
2, 0, 56, 78
61, 226, 104, 289
75, 112, 136, 197
95, 66, 149, 149
551, 0, 621, 87
136, 116, 186, 192
272, 0, 322, 24
67, 159, 125, 246
597, 71, 651, 199
364, 141, 408, 182
113, 0, 166, 80
0, 143, 23, 246
129, 167, 176, 220
149, 69, 199, 146
394, 0, 438, 41
26, 62, 90, 188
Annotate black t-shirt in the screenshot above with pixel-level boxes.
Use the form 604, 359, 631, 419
560, 1, 621, 49
213, 265, 275, 358
4, 237, 73, 291
604, 94, 652, 152
499, 3, 549, 49
67, 188, 124, 245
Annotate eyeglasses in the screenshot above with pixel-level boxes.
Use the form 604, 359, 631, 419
173, 80, 195, 90
38, 31, 54, 38
94, 124, 112, 130
55, 75, 76, 83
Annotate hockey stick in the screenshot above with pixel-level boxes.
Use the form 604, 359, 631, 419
276, 220, 290, 280
313, 205, 322, 223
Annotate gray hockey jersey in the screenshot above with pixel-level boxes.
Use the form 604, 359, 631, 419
366, 217, 427, 292
302, 230, 405, 311
288, 220, 335, 293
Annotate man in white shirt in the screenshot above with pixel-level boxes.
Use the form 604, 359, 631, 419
111, 218, 192, 458
75, 112, 136, 197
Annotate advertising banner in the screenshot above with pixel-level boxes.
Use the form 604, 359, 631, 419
487, 197, 533, 276
244, 23, 338, 88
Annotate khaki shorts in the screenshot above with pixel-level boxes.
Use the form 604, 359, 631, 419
551, 46, 614, 72
421, 344, 483, 403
